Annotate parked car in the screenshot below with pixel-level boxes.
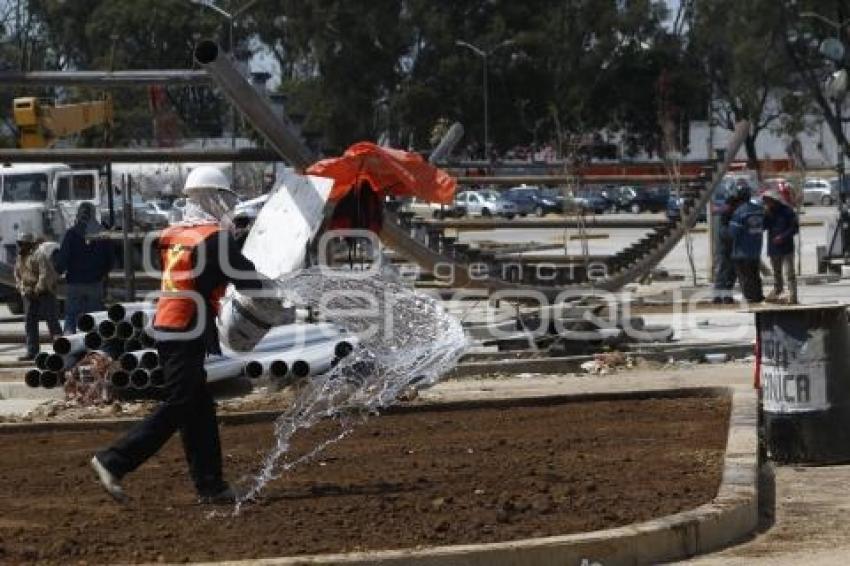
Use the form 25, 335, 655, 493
801, 177, 835, 206
574, 187, 612, 214
135, 201, 171, 229
403, 197, 464, 219
503, 185, 562, 216
454, 190, 517, 218
666, 195, 707, 222
612, 185, 669, 213
759, 177, 798, 206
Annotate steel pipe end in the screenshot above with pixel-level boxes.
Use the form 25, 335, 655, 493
24, 369, 41, 388
46, 354, 65, 372
107, 304, 126, 322
130, 369, 149, 389
111, 370, 130, 389
334, 341, 355, 359
244, 361, 264, 379
53, 337, 71, 355
34, 351, 50, 370
292, 360, 310, 379
40, 371, 59, 389
269, 360, 288, 378
195, 40, 220, 65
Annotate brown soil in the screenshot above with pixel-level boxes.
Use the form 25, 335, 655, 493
0, 395, 729, 565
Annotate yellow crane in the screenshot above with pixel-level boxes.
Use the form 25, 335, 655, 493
13, 96, 113, 148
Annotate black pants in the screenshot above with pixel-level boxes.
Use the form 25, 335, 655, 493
24, 294, 62, 356
97, 339, 226, 496
734, 259, 764, 303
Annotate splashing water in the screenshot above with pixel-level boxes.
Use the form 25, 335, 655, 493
232, 268, 468, 513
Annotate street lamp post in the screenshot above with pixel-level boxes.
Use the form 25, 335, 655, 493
456, 39, 514, 160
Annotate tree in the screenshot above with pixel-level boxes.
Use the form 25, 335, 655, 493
24, 0, 226, 144
690, 0, 793, 178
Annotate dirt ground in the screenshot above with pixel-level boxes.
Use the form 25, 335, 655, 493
0, 395, 729, 565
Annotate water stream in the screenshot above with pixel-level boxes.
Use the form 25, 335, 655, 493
232, 268, 468, 514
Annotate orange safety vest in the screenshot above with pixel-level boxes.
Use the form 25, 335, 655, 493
154, 223, 226, 330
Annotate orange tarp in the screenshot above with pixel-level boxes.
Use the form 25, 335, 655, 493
306, 141, 457, 205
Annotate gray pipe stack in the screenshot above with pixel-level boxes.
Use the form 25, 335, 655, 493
194, 40, 315, 168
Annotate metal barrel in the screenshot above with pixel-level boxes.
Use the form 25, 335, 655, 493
40, 371, 59, 389
194, 40, 314, 168
24, 369, 41, 388
84, 332, 103, 350
758, 304, 850, 463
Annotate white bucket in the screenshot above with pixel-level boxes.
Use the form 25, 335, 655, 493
217, 286, 295, 352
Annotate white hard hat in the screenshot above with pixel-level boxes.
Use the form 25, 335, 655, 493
183, 166, 230, 195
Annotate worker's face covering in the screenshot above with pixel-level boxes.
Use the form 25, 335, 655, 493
185, 189, 238, 223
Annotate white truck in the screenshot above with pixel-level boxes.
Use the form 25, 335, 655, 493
0, 163, 100, 313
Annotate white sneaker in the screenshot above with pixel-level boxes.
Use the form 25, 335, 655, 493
90, 456, 128, 503
764, 290, 781, 303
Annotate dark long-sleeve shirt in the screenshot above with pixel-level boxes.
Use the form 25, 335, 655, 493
763, 203, 798, 257
55, 226, 114, 285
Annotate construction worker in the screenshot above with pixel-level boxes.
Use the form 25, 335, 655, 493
91, 166, 263, 504
762, 189, 799, 304
55, 202, 114, 333
712, 187, 745, 304
14, 232, 62, 361
728, 184, 765, 303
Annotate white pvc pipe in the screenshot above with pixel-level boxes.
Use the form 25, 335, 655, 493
288, 338, 358, 379
204, 356, 252, 383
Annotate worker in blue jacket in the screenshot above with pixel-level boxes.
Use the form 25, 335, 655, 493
762, 189, 799, 304
728, 184, 764, 303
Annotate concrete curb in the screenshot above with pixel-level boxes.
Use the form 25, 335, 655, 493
189, 387, 758, 566
451, 342, 753, 378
